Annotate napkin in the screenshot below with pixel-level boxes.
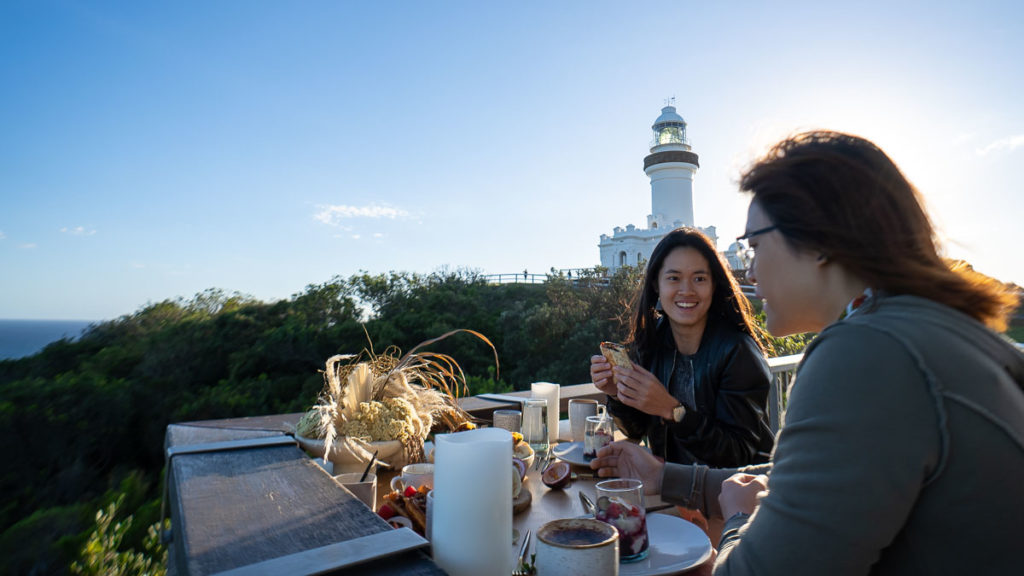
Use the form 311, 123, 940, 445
432, 427, 513, 576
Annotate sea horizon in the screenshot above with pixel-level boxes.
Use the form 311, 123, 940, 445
0, 319, 97, 360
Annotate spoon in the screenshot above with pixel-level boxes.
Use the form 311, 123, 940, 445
578, 491, 596, 515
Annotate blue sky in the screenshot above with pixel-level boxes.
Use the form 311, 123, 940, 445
3, 1, 1022, 320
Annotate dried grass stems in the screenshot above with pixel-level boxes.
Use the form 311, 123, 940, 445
300, 329, 498, 467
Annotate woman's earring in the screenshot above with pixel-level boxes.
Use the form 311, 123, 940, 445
654, 299, 664, 313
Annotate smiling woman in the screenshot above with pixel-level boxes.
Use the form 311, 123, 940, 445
589, 227, 775, 470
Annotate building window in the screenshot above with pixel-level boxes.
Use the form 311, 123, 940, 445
637, 252, 643, 265
618, 251, 627, 266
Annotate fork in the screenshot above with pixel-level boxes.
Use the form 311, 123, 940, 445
512, 529, 532, 576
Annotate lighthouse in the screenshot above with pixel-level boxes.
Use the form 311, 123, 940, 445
598, 102, 718, 272
644, 105, 699, 230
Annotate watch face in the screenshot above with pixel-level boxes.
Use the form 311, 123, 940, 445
673, 405, 685, 422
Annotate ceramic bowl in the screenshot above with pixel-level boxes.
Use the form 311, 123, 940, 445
295, 434, 406, 474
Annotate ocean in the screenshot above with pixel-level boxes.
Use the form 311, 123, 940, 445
0, 319, 96, 360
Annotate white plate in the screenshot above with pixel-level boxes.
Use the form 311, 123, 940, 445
551, 442, 591, 467
619, 514, 712, 576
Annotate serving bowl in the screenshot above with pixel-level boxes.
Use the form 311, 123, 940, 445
295, 434, 407, 474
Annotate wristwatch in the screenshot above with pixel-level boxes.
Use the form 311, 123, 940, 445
670, 402, 686, 423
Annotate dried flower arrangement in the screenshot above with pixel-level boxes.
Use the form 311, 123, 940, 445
294, 329, 497, 468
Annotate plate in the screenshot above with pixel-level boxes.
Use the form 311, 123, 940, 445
618, 514, 712, 576
551, 442, 592, 467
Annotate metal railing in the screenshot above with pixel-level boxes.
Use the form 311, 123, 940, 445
766, 353, 803, 434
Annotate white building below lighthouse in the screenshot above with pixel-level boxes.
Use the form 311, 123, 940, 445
599, 104, 747, 273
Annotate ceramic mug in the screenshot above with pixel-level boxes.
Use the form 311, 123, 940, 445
569, 400, 606, 443
492, 409, 522, 433
535, 517, 619, 576
390, 463, 435, 493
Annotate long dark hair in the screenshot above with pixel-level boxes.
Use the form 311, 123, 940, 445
626, 227, 766, 365
739, 130, 1018, 331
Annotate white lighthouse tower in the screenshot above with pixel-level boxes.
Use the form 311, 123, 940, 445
645, 105, 698, 230
599, 102, 718, 271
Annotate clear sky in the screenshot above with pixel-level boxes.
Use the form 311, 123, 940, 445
3, 1, 1022, 321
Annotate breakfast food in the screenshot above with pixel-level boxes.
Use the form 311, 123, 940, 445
378, 485, 430, 535
541, 461, 571, 490
511, 431, 534, 461
595, 495, 649, 560
600, 341, 633, 369
584, 426, 614, 459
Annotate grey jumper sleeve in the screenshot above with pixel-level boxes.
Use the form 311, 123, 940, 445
714, 324, 941, 575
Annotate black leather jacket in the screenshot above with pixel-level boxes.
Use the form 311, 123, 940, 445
606, 319, 774, 468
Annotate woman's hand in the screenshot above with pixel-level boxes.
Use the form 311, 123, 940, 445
614, 363, 678, 419
590, 355, 617, 396
589, 441, 665, 494
718, 473, 769, 519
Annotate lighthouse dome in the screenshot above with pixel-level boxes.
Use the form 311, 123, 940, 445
653, 105, 686, 127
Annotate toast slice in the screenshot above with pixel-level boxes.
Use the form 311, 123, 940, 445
600, 341, 633, 369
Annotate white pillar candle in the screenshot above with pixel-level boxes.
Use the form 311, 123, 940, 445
432, 427, 513, 576
531, 381, 560, 445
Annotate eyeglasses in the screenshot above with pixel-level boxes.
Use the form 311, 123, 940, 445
734, 225, 779, 268
736, 225, 778, 243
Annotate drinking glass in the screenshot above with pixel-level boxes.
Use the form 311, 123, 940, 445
522, 398, 548, 452
583, 412, 613, 459
595, 478, 649, 562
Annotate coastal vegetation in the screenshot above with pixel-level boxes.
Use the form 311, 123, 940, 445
0, 266, 808, 574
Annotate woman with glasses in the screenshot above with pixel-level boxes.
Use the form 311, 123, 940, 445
592, 131, 1023, 575
589, 227, 775, 469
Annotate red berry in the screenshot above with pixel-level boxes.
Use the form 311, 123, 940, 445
378, 504, 396, 520
404, 485, 418, 498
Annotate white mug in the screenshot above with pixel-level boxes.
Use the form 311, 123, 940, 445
568, 400, 606, 443
535, 518, 619, 576
390, 463, 435, 493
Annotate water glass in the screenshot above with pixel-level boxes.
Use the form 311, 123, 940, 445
595, 478, 649, 562
522, 398, 548, 452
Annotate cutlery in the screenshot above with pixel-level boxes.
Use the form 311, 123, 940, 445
578, 491, 596, 515
512, 529, 532, 576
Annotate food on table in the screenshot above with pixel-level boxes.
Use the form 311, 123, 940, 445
595, 495, 649, 560
378, 484, 430, 536
512, 432, 535, 461
513, 465, 523, 499
512, 457, 528, 481
584, 426, 613, 459
541, 461, 571, 490
600, 341, 633, 369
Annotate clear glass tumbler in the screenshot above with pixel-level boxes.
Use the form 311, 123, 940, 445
522, 398, 548, 453
595, 478, 649, 562
583, 412, 613, 459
